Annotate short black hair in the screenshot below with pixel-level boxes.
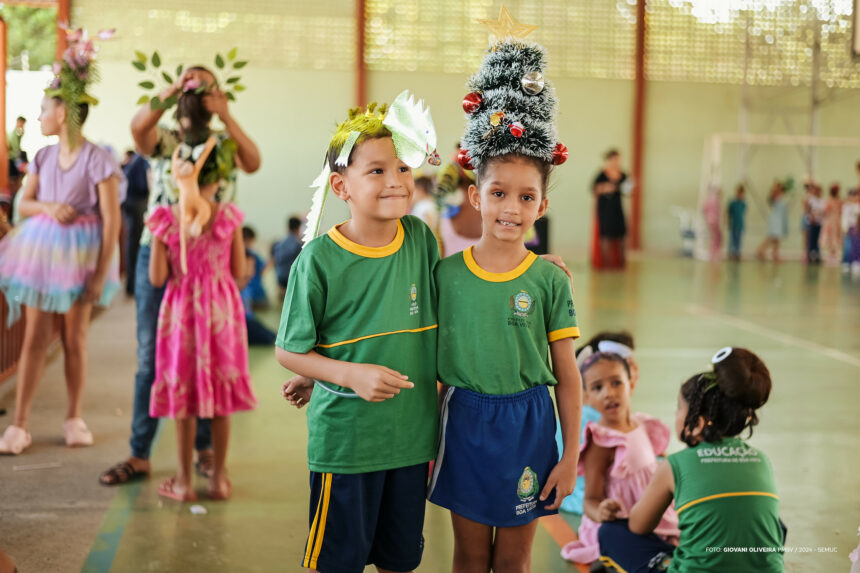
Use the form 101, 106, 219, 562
242, 226, 256, 241
16, 116, 26, 123
288, 217, 302, 232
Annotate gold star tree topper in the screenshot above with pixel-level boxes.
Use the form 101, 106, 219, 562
478, 5, 538, 42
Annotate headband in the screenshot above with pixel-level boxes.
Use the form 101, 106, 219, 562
303, 90, 439, 245
575, 340, 633, 370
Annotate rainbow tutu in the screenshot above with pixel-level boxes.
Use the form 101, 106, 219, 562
0, 213, 119, 325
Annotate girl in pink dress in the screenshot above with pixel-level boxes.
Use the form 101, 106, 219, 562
562, 351, 679, 565
820, 184, 843, 265
147, 143, 256, 502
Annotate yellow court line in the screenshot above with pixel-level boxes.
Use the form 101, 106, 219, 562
317, 325, 438, 349
677, 491, 778, 514
548, 327, 581, 342
310, 473, 333, 569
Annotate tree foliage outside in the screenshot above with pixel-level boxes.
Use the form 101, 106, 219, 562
2, 5, 57, 71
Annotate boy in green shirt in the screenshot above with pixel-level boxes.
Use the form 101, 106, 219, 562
276, 93, 440, 573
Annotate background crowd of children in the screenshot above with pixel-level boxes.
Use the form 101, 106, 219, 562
703, 162, 860, 269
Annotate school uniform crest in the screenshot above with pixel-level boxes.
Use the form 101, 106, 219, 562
510, 290, 535, 317
517, 466, 539, 500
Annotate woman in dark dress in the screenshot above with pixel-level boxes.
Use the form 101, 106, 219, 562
593, 149, 628, 268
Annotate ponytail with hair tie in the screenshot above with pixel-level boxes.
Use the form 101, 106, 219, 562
679, 347, 773, 447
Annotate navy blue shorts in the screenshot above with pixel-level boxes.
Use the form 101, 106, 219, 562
598, 520, 675, 572
428, 384, 559, 527
301, 463, 428, 573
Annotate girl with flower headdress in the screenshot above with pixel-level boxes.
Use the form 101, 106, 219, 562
0, 29, 122, 454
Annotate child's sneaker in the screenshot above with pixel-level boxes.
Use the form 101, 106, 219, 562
0, 425, 32, 455
63, 418, 94, 447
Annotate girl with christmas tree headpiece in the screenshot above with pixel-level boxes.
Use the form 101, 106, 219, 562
427, 6, 582, 570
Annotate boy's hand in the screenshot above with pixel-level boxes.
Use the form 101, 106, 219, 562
344, 364, 413, 402
540, 457, 577, 510
282, 375, 314, 408
597, 498, 622, 522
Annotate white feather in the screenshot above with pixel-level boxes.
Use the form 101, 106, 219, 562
303, 165, 331, 246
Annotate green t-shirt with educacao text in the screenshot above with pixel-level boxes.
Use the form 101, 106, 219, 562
276, 215, 439, 474
436, 246, 580, 395
668, 437, 783, 572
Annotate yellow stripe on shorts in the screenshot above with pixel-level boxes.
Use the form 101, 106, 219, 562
308, 473, 333, 570
303, 473, 332, 568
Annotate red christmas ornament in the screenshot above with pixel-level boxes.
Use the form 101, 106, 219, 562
462, 92, 482, 114
457, 148, 474, 170
552, 142, 568, 165
509, 122, 525, 138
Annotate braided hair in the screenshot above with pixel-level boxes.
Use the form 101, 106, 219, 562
679, 347, 771, 447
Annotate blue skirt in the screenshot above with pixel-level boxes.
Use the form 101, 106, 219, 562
428, 384, 559, 527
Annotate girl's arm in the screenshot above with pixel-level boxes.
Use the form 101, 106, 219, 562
203, 90, 261, 173
17, 173, 77, 223
149, 236, 169, 288
540, 337, 582, 509
82, 175, 121, 303
231, 224, 245, 281
131, 85, 179, 156
583, 443, 620, 522
628, 460, 675, 535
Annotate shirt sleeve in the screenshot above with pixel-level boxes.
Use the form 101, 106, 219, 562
29, 147, 47, 176
276, 249, 326, 353
546, 267, 580, 343
90, 146, 122, 187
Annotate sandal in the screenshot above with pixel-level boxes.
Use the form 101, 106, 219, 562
194, 449, 215, 479
158, 477, 198, 502
99, 461, 149, 486
0, 425, 32, 455
63, 418, 94, 447
208, 479, 232, 501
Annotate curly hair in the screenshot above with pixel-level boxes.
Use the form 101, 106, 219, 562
679, 348, 772, 447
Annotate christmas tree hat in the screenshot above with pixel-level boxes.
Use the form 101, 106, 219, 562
457, 6, 568, 171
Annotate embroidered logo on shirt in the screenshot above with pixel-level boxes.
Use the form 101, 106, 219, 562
510, 290, 534, 317
409, 283, 420, 316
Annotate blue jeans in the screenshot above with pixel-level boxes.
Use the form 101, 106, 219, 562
129, 245, 211, 459
728, 225, 743, 257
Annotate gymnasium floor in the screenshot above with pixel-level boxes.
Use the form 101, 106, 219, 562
1, 256, 858, 572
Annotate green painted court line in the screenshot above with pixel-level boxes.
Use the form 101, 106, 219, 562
80, 478, 144, 573
81, 426, 162, 573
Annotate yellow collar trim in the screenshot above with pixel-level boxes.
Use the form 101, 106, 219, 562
327, 220, 405, 258
463, 246, 537, 282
